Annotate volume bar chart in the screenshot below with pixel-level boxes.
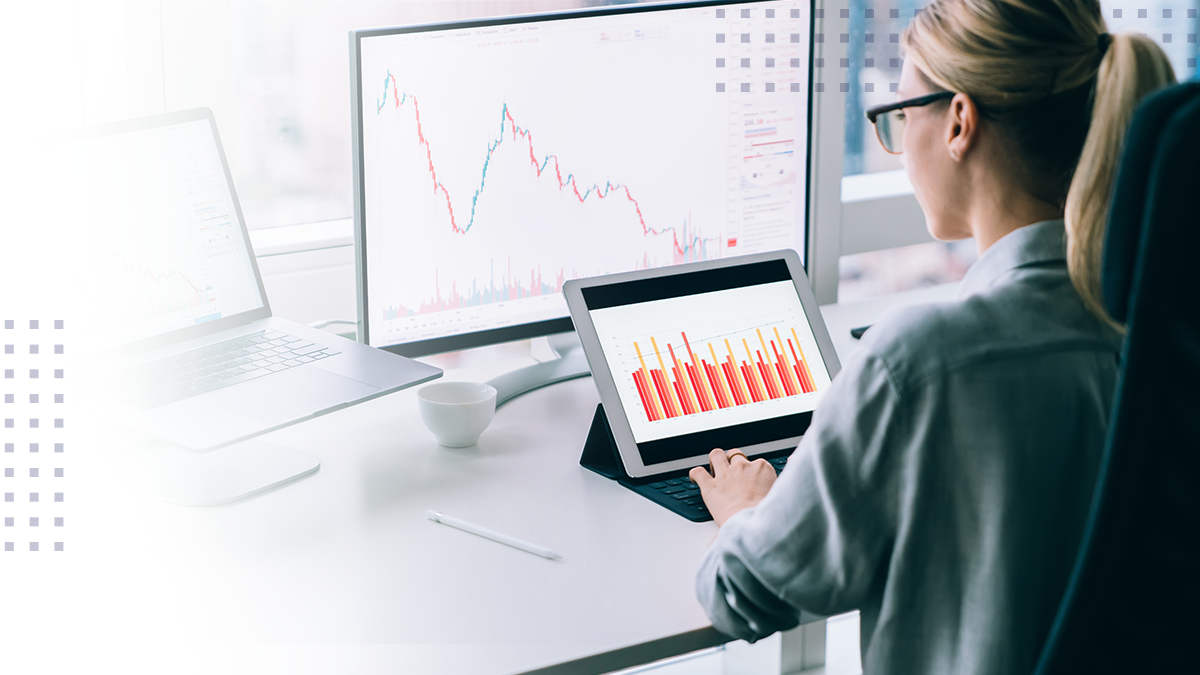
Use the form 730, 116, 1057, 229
630, 326, 818, 422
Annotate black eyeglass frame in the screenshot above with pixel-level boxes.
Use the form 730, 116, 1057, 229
864, 91, 957, 154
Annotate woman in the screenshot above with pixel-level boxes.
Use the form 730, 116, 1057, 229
690, 1, 1175, 673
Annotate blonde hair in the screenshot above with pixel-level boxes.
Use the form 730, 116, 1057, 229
901, 0, 1175, 325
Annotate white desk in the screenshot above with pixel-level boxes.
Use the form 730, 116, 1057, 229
5, 284, 959, 675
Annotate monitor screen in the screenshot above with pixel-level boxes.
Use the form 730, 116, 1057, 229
352, 0, 813, 356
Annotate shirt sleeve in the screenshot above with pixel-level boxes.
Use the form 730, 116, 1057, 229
695, 347, 907, 642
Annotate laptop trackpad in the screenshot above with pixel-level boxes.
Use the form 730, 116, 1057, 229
208, 366, 379, 425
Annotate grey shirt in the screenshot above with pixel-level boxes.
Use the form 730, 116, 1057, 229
696, 220, 1122, 675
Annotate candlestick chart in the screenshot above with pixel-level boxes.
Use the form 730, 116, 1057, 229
367, 71, 725, 324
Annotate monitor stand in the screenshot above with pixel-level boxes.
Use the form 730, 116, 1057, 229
486, 332, 591, 407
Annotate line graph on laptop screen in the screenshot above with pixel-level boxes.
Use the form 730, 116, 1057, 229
359, 1, 811, 349
75, 119, 264, 350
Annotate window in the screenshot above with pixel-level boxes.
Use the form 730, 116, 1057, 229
841, 0, 931, 177
836, 0, 1198, 303
113, 1, 591, 231
841, 0, 1198, 178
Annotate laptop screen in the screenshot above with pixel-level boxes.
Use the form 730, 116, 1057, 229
75, 112, 266, 352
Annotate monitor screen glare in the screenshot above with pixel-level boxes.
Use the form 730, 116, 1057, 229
355, 0, 813, 354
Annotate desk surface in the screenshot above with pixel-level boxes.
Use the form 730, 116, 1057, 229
4, 284, 958, 675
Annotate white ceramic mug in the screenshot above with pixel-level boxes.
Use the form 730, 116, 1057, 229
417, 381, 497, 447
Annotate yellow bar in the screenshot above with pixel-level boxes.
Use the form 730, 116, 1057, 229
708, 342, 734, 406
725, 339, 750, 403
675, 353, 700, 414
743, 338, 768, 399
790, 327, 815, 392
691, 338, 715, 408
756, 328, 785, 397
634, 341, 665, 420
650, 336, 681, 416
773, 326, 801, 394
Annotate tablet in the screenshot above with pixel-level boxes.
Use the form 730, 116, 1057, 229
564, 250, 841, 479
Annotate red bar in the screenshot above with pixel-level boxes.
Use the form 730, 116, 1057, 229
755, 360, 770, 399
705, 362, 729, 408
651, 370, 676, 418
793, 364, 808, 394
757, 359, 780, 399
633, 371, 657, 421
686, 364, 710, 412
770, 341, 788, 395
741, 363, 762, 402
644, 370, 664, 419
737, 363, 751, 402
701, 362, 719, 408
721, 362, 742, 405
777, 341, 796, 393
790, 339, 816, 393
788, 340, 810, 393
771, 341, 797, 396
681, 332, 709, 410
648, 370, 667, 418
672, 377, 691, 415
739, 360, 758, 401
800, 360, 816, 393
673, 367, 695, 415
754, 351, 774, 399
755, 350, 776, 399
641, 371, 662, 420
699, 364, 718, 410
734, 361, 751, 404
668, 345, 695, 415
722, 358, 739, 404
775, 362, 794, 396
739, 360, 755, 402
631, 372, 648, 420
669, 367, 684, 415
696, 364, 715, 411
705, 362, 725, 408
716, 361, 735, 407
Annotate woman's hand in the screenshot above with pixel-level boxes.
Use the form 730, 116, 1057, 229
689, 448, 777, 527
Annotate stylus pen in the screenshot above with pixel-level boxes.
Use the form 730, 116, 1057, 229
426, 510, 563, 561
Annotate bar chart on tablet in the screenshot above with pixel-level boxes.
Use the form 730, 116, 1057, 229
587, 280, 831, 443
628, 325, 818, 422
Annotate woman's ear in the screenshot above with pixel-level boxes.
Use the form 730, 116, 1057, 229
946, 93, 980, 162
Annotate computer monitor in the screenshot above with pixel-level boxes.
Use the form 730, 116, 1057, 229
350, 0, 814, 358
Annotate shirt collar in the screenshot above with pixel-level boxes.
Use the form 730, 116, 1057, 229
958, 219, 1067, 298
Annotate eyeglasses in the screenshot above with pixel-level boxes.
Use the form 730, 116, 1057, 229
864, 91, 956, 154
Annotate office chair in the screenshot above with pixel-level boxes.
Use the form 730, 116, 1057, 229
1032, 81, 1200, 674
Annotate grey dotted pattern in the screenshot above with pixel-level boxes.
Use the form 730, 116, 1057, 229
712, 5, 1195, 97
2, 318, 67, 553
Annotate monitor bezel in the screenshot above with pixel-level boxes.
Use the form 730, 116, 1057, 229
350, 0, 816, 357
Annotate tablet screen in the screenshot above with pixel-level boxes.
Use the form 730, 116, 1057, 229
582, 260, 831, 466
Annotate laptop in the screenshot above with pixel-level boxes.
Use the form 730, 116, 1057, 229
75, 107, 442, 450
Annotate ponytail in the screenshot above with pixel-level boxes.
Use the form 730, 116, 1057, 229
903, 0, 1177, 326
1065, 32, 1175, 326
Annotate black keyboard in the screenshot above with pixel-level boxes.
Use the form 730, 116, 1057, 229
625, 454, 791, 522
119, 329, 340, 409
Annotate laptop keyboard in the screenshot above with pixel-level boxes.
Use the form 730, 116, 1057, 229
644, 455, 791, 516
119, 329, 341, 409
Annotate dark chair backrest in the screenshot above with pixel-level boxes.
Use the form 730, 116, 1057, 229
1033, 81, 1200, 674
